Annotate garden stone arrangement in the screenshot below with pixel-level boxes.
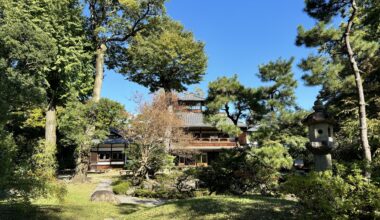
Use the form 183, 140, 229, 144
91, 179, 165, 207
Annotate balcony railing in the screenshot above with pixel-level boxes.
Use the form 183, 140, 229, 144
192, 137, 236, 143
188, 137, 237, 147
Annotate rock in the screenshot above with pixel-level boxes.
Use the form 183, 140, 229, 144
126, 187, 136, 196
177, 178, 198, 192
142, 180, 159, 190
90, 190, 120, 204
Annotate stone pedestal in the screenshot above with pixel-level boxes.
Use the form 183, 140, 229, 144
314, 154, 332, 171
302, 97, 335, 172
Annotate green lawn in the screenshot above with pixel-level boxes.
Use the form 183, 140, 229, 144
0, 173, 142, 220
0, 173, 299, 220
125, 195, 298, 220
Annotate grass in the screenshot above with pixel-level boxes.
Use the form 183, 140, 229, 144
124, 195, 299, 220
0, 172, 142, 220
0, 171, 299, 219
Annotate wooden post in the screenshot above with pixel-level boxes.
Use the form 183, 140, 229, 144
110, 143, 113, 166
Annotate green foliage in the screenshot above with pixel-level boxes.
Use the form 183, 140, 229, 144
134, 187, 188, 199
0, 131, 18, 199
282, 168, 380, 219
0, 0, 93, 199
206, 58, 298, 138
59, 98, 128, 147
87, 0, 165, 46
196, 147, 292, 195
112, 17, 207, 92
206, 114, 242, 137
206, 75, 265, 135
0, 0, 94, 106
298, 0, 380, 163
252, 110, 311, 161
59, 98, 128, 178
112, 181, 132, 195
252, 141, 293, 171
257, 57, 298, 111
0, 130, 66, 202
373, 154, 380, 184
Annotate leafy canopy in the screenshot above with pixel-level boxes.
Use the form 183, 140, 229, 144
110, 17, 207, 92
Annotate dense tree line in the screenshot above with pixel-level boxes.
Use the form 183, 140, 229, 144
0, 0, 207, 201
0, 1, 378, 217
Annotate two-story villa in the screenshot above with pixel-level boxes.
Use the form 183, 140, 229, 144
173, 93, 249, 167
89, 93, 249, 170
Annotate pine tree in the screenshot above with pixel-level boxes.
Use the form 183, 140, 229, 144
297, 0, 380, 173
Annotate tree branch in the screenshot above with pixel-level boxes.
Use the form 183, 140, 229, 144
107, 3, 152, 43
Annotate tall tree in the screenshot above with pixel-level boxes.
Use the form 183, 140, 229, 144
86, 0, 166, 102
109, 17, 207, 150
0, 0, 85, 201
251, 58, 311, 164
298, 0, 380, 171
1, 0, 94, 149
110, 17, 207, 94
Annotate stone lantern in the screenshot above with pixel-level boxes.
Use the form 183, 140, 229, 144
302, 97, 335, 171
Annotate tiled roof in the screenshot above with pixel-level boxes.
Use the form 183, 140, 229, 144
102, 138, 128, 144
177, 112, 247, 128
178, 93, 205, 101
177, 112, 210, 127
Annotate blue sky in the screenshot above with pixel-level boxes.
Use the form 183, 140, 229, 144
101, 0, 320, 113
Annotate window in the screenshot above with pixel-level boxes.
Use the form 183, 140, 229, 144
99, 152, 110, 160
318, 129, 323, 135
185, 158, 196, 166
112, 152, 123, 160
328, 127, 332, 137
196, 154, 208, 164
179, 157, 185, 164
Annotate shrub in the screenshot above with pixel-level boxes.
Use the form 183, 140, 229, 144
134, 189, 156, 198
132, 170, 196, 199
112, 181, 132, 195
134, 188, 187, 199
282, 169, 380, 219
196, 145, 292, 195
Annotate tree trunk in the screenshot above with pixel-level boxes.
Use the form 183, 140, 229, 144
164, 92, 173, 151
45, 104, 57, 148
345, 0, 372, 175
72, 151, 89, 183
92, 43, 107, 102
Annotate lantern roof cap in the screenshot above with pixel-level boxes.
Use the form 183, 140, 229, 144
302, 97, 334, 125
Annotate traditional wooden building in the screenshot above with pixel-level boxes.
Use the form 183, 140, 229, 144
89, 129, 128, 170
89, 93, 250, 170
174, 93, 249, 167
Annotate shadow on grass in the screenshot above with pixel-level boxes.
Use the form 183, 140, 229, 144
117, 203, 142, 215
0, 202, 144, 220
152, 194, 299, 220
0, 203, 62, 220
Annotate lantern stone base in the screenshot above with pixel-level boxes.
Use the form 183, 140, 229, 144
314, 154, 332, 171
